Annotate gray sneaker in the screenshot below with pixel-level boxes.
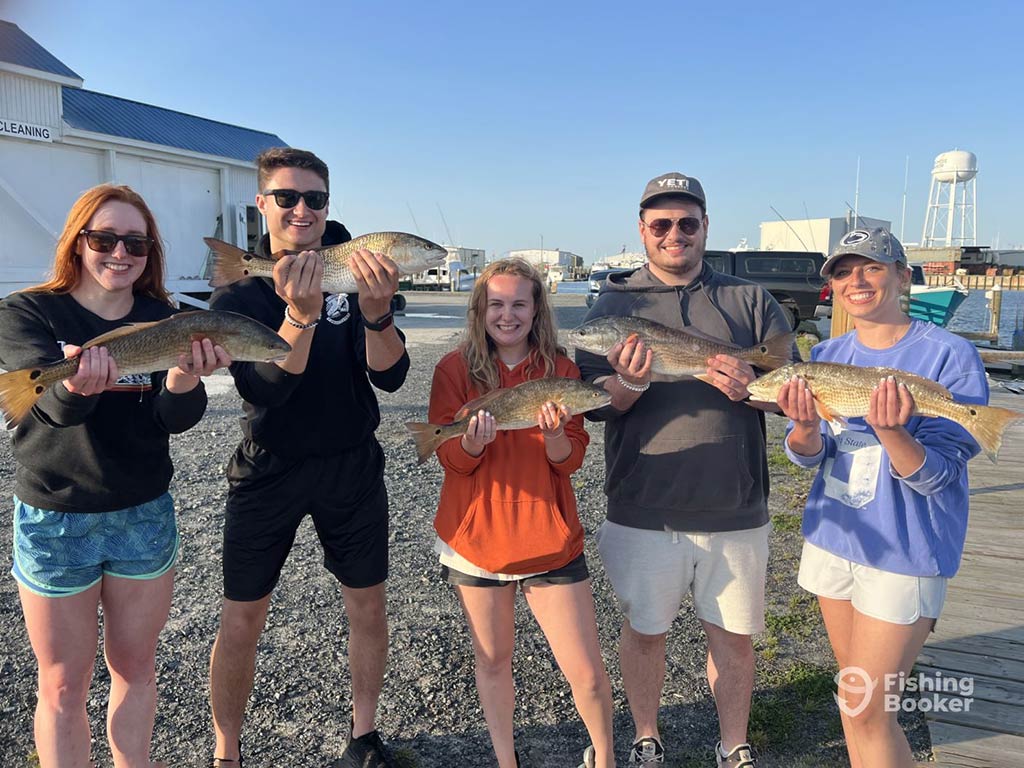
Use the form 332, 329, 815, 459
715, 742, 755, 767
629, 737, 665, 764
578, 745, 596, 768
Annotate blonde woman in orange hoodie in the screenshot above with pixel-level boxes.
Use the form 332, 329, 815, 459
427, 259, 615, 768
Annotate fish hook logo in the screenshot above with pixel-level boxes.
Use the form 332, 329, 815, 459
834, 666, 877, 717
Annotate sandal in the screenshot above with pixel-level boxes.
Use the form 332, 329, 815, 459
212, 739, 244, 767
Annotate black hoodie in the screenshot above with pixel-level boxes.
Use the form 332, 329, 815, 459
210, 221, 409, 460
575, 262, 792, 532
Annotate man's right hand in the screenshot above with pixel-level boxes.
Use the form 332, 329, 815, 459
607, 333, 653, 388
274, 250, 324, 324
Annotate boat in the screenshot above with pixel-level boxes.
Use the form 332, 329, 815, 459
907, 266, 968, 326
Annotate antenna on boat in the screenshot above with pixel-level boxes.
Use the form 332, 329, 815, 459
406, 202, 422, 236
436, 203, 455, 246
900, 155, 910, 242
844, 201, 868, 229
770, 205, 811, 251
854, 156, 861, 225
802, 201, 818, 252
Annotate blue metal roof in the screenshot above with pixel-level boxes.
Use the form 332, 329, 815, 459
62, 89, 288, 163
0, 20, 81, 80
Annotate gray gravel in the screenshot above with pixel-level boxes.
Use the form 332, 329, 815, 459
0, 304, 931, 767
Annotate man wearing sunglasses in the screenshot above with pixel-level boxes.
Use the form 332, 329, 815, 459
208, 147, 407, 768
576, 173, 793, 767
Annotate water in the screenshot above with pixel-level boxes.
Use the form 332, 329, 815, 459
947, 290, 1024, 349
553, 281, 589, 295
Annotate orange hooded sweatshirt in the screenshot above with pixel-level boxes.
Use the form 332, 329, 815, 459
429, 350, 589, 575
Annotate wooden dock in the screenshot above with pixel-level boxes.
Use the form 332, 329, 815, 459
916, 388, 1024, 766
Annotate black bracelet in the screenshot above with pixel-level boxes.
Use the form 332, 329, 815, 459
363, 311, 394, 332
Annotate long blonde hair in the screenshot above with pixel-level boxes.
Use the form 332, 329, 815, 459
26, 184, 172, 305
462, 259, 564, 392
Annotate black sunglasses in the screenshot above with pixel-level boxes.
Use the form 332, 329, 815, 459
643, 216, 703, 237
79, 229, 153, 257
262, 189, 329, 210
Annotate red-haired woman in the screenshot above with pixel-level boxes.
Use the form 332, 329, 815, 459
0, 184, 230, 768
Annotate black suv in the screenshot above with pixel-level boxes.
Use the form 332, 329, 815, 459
704, 250, 826, 329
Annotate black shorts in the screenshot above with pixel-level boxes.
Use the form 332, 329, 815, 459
442, 552, 589, 588
222, 438, 389, 601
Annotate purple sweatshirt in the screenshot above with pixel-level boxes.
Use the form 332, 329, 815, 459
785, 320, 986, 577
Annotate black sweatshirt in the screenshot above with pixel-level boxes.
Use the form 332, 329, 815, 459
0, 292, 208, 513
209, 221, 410, 460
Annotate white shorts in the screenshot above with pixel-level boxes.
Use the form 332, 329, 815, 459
596, 520, 770, 636
798, 541, 947, 625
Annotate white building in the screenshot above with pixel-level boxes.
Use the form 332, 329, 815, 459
444, 245, 486, 272
759, 215, 892, 255
509, 248, 579, 270
0, 20, 286, 302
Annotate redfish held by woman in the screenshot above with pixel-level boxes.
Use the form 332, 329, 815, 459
0, 311, 290, 426
405, 377, 612, 464
747, 361, 1024, 461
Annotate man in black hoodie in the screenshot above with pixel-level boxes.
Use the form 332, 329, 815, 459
577, 173, 792, 767
208, 148, 406, 768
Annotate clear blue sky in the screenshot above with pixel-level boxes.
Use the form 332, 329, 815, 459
5, 0, 1023, 263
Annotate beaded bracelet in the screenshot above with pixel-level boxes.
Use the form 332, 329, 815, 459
616, 373, 650, 393
284, 305, 319, 330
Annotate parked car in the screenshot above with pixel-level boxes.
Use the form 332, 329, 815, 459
704, 250, 827, 329
585, 267, 637, 307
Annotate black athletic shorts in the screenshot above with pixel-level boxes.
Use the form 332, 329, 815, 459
222, 437, 388, 601
441, 552, 589, 588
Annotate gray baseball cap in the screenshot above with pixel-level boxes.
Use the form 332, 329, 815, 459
820, 227, 907, 277
640, 172, 706, 210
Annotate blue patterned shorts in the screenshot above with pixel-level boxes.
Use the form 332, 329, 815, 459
11, 493, 178, 597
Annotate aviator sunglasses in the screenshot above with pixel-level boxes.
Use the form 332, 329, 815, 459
79, 229, 154, 257
643, 216, 703, 237
262, 189, 329, 210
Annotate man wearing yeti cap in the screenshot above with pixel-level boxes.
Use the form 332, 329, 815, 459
576, 172, 793, 766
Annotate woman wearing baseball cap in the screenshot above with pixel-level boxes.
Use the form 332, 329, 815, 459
775, 227, 987, 768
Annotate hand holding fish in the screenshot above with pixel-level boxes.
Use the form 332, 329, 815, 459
867, 376, 915, 431
62, 345, 119, 397
538, 401, 572, 463
608, 333, 653, 388
704, 353, 756, 402
777, 375, 824, 457
349, 249, 399, 323
167, 338, 233, 394
274, 250, 324, 326
461, 410, 496, 457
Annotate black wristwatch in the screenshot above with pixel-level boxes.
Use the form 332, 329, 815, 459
363, 311, 394, 332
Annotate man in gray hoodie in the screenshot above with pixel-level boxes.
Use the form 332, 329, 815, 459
576, 173, 792, 767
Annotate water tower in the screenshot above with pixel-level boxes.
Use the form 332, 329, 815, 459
921, 150, 977, 247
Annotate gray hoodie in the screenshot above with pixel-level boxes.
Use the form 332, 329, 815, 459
575, 262, 792, 532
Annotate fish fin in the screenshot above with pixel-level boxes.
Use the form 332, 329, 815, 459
404, 421, 455, 465
83, 322, 162, 348
453, 390, 507, 422
205, 237, 263, 288
693, 373, 715, 387
812, 398, 846, 432
742, 332, 797, 371
0, 364, 64, 427
965, 404, 1024, 462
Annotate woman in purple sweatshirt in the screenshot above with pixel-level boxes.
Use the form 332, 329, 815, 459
777, 228, 986, 768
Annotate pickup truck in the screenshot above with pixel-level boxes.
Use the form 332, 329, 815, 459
586, 251, 827, 329
704, 250, 827, 329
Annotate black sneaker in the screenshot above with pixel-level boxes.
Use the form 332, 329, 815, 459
336, 729, 398, 768
629, 736, 665, 764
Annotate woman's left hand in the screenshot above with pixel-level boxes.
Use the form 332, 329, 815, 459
866, 375, 915, 431
538, 401, 571, 438
167, 339, 232, 393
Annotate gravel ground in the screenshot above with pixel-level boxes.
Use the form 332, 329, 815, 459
0, 300, 932, 767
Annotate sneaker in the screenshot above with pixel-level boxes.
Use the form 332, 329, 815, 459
578, 745, 596, 768
629, 736, 665, 764
336, 728, 398, 768
715, 742, 755, 767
